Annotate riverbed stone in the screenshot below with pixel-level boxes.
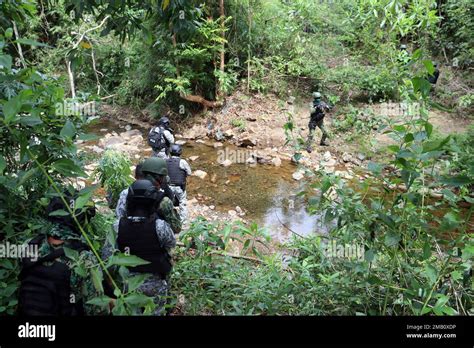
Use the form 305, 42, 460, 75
292, 170, 304, 181
188, 155, 199, 161
323, 151, 332, 162
221, 159, 233, 167
342, 152, 352, 163
193, 170, 208, 179
271, 156, 282, 166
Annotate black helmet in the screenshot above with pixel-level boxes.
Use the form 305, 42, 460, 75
170, 144, 182, 156
46, 189, 96, 235
126, 179, 162, 217
158, 116, 170, 128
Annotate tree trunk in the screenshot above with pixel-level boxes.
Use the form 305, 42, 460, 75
247, 0, 252, 93
216, 0, 226, 100
66, 59, 76, 98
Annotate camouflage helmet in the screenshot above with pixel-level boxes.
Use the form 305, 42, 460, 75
312, 92, 322, 99
141, 157, 168, 176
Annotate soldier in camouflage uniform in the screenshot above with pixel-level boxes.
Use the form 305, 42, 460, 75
306, 92, 331, 153
115, 158, 182, 234
112, 174, 178, 315
18, 192, 107, 316
166, 144, 192, 223
148, 117, 175, 159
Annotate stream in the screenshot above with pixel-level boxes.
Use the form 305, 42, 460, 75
84, 118, 330, 243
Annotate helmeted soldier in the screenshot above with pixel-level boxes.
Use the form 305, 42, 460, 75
166, 144, 192, 222
18, 190, 106, 316
148, 116, 175, 159
115, 157, 182, 234
306, 92, 331, 152
115, 179, 177, 315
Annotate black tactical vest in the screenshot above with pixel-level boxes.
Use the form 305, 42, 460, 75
18, 236, 87, 316
311, 101, 327, 122
117, 217, 172, 278
166, 157, 186, 187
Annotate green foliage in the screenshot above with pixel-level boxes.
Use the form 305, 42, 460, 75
438, 0, 474, 68
94, 149, 134, 209
332, 106, 388, 137
230, 117, 246, 131
0, 1, 154, 316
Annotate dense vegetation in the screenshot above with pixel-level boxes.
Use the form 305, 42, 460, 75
0, 0, 472, 315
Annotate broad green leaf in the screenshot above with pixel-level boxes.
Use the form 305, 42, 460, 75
49, 209, 70, 217
422, 241, 431, 260
424, 122, 433, 138
75, 190, 93, 210
109, 253, 150, 267
0, 155, 5, 173
15, 38, 50, 47
3, 96, 21, 123
424, 264, 438, 285
364, 249, 375, 262
52, 159, 84, 176
367, 162, 382, 176
450, 271, 462, 281
439, 175, 473, 187
422, 135, 450, 153
123, 293, 153, 306
63, 247, 79, 261
19, 116, 43, 127
87, 295, 113, 307
422, 60, 435, 75
384, 231, 400, 247
60, 119, 76, 139
77, 133, 99, 141
0, 54, 12, 70
127, 274, 148, 293
91, 267, 104, 293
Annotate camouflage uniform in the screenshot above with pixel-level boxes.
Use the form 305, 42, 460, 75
307, 100, 330, 148
115, 187, 182, 234
33, 222, 107, 316
150, 127, 175, 159
168, 156, 192, 222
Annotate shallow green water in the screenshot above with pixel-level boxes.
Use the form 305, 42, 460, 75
86, 118, 329, 242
